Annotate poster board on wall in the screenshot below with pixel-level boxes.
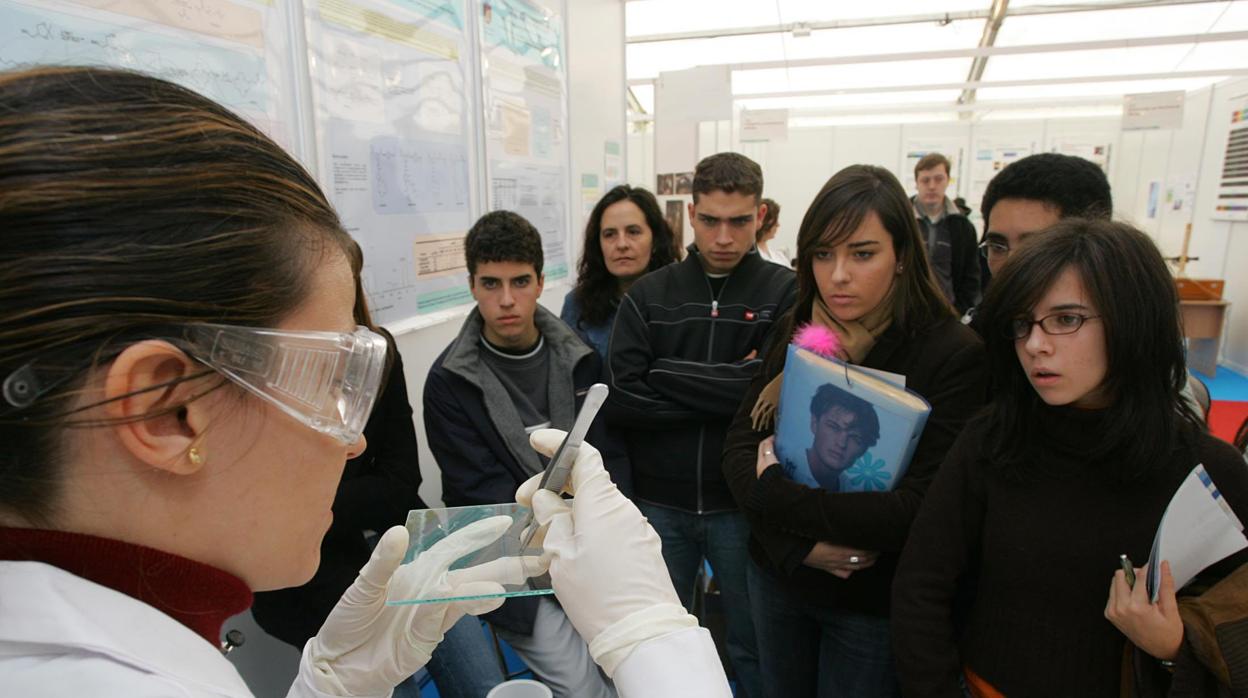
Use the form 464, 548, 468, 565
0, 0, 578, 331
1213, 99, 1248, 222
303, 0, 482, 323
0, 0, 301, 150
477, 0, 571, 282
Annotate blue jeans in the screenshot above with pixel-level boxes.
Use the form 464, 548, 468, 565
747, 559, 900, 698
391, 614, 503, 698
637, 502, 761, 698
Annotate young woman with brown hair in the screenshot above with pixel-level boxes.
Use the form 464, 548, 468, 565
721, 164, 986, 697
0, 66, 528, 696
0, 65, 739, 698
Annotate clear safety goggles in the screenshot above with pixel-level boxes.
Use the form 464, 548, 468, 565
182, 324, 388, 445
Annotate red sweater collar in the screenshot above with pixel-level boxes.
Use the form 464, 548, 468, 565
0, 527, 253, 646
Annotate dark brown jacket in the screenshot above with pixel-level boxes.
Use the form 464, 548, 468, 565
722, 315, 986, 616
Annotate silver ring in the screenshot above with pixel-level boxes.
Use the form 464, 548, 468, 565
763, 450, 773, 456
848, 555, 861, 564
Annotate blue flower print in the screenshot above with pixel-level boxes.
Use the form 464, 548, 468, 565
845, 451, 889, 491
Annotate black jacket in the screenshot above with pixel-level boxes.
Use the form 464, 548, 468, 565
423, 306, 628, 635
722, 316, 986, 617
914, 197, 981, 314
252, 329, 425, 647
606, 247, 796, 513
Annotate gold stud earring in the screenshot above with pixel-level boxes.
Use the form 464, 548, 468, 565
188, 446, 205, 466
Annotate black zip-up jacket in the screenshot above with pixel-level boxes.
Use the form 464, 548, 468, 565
606, 247, 796, 513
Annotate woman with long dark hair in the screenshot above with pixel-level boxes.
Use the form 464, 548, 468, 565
0, 66, 734, 697
562, 185, 676, 358
892, 220, 1248, 696
721, 165, 986, 696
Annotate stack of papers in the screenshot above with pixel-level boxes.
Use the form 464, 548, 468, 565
1146, 464, 1248, 601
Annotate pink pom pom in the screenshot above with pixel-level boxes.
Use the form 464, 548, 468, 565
793, 323, 841, 359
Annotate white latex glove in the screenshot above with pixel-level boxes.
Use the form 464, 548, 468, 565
516, 429, 697, 677
289, 517, 547, 698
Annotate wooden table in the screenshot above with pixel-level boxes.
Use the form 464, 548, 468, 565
1180, 300, 1230, 378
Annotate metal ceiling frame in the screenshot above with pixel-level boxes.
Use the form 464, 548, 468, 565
732, 68, 1248, 99
958, 0, 1010, 110
624, 1, 1246, 116
625, 0, 1229, 44
627, 29, 1248, 84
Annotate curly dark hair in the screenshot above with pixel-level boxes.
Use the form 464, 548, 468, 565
571, 185, 676, 327
980, 153, 1112, 233
756, 198, 780, 243
465, 210, 544, 277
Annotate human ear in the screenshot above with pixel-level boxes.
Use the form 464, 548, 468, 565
103, 340, 215, 475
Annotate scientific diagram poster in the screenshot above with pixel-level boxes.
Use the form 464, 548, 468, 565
0, 0, 298, 148
305, 0, 480, 320
477, 0, 570, 281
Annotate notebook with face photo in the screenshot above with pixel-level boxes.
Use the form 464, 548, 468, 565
774, 345, 931, 492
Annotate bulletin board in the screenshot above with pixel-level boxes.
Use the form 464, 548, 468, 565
966, 137, 1035, 227
1213, 100, 1248, 222
303, 0, 481, 322
0, 0, 575, 329
0, 0, 302, 151
477, 0, 571, 281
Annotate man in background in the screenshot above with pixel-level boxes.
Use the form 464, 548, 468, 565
912, 152, 980, 314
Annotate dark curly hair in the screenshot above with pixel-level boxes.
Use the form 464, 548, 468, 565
570, 185, 676, 327
980, 153, 1112, 234
465, 210, 544, 277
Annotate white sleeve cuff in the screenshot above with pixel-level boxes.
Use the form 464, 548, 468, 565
612, 627, 733, 698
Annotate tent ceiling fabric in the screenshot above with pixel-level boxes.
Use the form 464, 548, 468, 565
624, 0, 1248, 120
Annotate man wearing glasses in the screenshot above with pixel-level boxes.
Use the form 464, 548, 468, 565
967, 153, 1113, 328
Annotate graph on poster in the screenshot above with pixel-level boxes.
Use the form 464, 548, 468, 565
0, 1, 271, 115
478, 0, 570, 280
0, 0, 574, 327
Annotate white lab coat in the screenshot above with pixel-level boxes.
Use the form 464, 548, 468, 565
0, 561, 730, 698
0, 561, 256, 697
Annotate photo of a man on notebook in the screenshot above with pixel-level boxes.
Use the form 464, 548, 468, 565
773, 344, 930, 493
784, 383, 880, 492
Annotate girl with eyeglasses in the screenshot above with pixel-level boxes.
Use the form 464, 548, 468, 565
0, 67, 733, 697
892, 219, 1248, 697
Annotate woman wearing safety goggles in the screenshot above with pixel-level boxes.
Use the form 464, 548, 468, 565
0, 66, 729, 697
